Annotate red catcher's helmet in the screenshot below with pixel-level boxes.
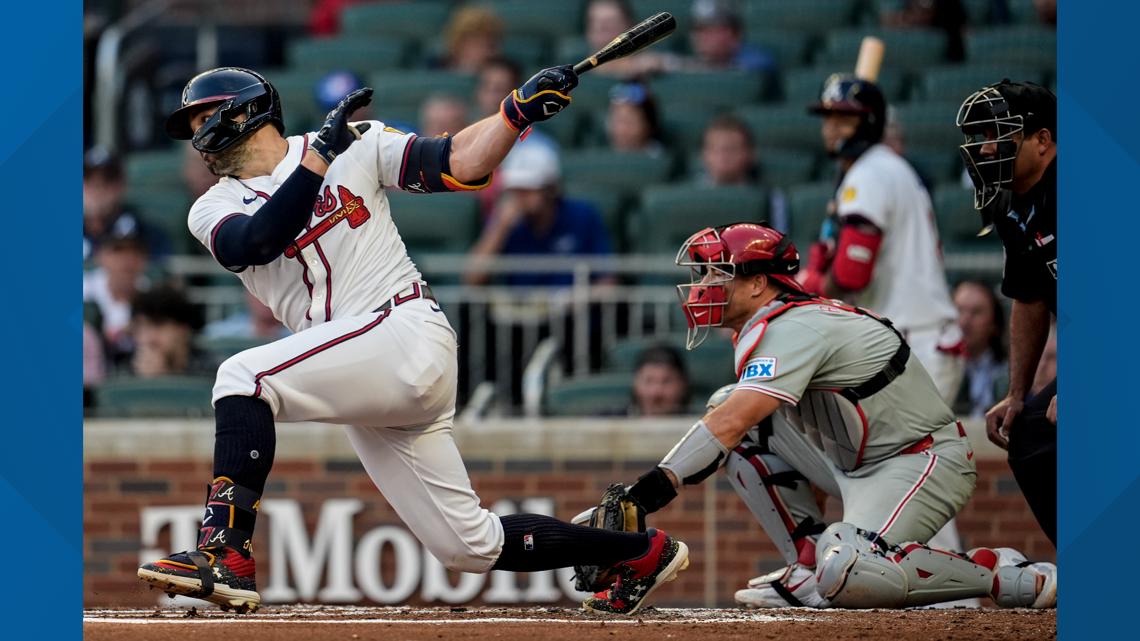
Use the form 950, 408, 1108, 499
676, 222, 804, 350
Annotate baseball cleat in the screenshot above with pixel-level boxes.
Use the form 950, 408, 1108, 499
968, 547, 1057, 609
138, 546, 261, 613
582, 528, 690, 615
735, 563, 831, 609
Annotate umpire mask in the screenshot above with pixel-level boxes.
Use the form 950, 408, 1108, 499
956, 85, 1024, 210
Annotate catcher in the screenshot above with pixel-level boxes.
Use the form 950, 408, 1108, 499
574, 222, 1056, 609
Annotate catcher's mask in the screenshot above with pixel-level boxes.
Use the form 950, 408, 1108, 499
675, 223, 803, 350
956, 84, 1024, 210
165, 67, 284, 154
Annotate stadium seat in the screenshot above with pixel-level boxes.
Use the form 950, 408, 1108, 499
893, 102, 964, 149
125, 187, 196, 254
286, 36, 411, 74
387, 191, 480, 254
738, 105, 819, 151
956, 0, 997, 23
933, 185, 991, 251
912, 64, 1045, 102
94, 376, 216, 418
367, 71, 476, 109
966, 27, 1056, 71
650, 72, 766, 109
603, 334, 736, 400
743, 0, 859, 35
543, 372, 632, 416
760, 147, 819, 187
905, 146, 964, 186
261, 68, 330, 134
555, 36, 590, 66
561, 150, 672, 195
781, 65, 907, 104
125, 149, 184, 191
500, 35, 549, 69
818, 28, 948, 74
195, 336, 274, 360
340, 1, 453, 40
480, 1, 583, 39
786, 181, 836, 251
631, 185, 769, 254
564, 183, 629, 250
747, 30, 812, 69
534, 110, 583, 148
572, 74, 623, 112
1008, 0, 1046, 25
660, 104, 718, 153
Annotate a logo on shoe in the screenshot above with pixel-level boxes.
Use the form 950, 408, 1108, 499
209, 530, 228, 545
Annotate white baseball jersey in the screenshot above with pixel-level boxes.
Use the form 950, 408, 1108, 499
187, 122, 421, 332
835, 144, 957, 332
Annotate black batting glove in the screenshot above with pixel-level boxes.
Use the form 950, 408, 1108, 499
500, 65, 578, 132
308, 87, 374, 164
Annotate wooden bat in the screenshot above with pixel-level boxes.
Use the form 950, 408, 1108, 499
573, 12, 677, 75
854, 36, 885, 82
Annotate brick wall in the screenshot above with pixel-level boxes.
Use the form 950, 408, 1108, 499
84, 419, 1053, 608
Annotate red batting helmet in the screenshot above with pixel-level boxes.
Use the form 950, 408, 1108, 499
675, 222, 803, 350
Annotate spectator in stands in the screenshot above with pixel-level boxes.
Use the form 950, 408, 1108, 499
420, 93, 470, 137
952, 280, 1009, 418
629, 344, 691, 416
880, 0, 968, 62
203, 291, 290, 341
606, 82, 665, 156
465, 139, 615, 287
83, 322, 105, 410
129, 285, 212, 379
316, 70, 374, 119
440, 6, 503, 74
83, 225, 150, 370
685, 0, 775, 73
83, 147, 170, 263
584, 0, 673, 78
693, 115, 789, 232
475, 57, 521, 118
308, 0, 367, 37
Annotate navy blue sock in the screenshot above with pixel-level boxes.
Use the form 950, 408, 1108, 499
491, 513, 650, 572
212, 395, 275, 496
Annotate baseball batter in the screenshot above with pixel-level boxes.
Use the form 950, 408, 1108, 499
586, 222, 1056, 609
800, 74, 963, 402
135, 67, 688, 615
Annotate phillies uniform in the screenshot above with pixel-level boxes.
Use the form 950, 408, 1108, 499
832, 143, 964, 402
188, 123, 505, 571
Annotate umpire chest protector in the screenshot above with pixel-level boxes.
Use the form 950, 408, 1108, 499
753, 293, 911, 471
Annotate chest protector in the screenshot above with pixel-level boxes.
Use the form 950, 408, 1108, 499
757, 294, 910, 471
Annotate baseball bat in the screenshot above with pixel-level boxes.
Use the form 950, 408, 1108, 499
572, 12, 677, 75
854, 36, 885, 82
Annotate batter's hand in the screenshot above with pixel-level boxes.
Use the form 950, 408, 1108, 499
500, 65, 578, 132
309, 88, 374, 164
985, 395, 1024, 450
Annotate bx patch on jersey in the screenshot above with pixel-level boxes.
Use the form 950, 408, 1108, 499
740, 357, 777, 382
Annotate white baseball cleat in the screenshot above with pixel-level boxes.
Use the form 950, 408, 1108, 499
734, 563, 831, 609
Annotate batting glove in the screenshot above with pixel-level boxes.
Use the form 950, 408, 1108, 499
309, 87, 374, 164
500, 65, 578, 132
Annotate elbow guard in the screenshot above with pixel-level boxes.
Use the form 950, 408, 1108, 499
831, 221, 883, 292
399, 135, 490, 193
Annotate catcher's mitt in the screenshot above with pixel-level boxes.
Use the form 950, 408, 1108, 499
571, 483, 647, 592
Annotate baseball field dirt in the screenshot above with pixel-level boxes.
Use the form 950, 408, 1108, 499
83, 606, 1056, 640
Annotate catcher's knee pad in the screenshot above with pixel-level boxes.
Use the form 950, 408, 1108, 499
815, 523, 908, 608
725, 443, 823, 565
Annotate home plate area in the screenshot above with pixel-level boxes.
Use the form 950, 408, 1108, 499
84, 605, 1056, 641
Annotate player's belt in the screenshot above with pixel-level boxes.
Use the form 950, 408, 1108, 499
372, 282, 437, 313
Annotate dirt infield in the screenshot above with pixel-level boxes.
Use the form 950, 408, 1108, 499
83, 606, 1056, 641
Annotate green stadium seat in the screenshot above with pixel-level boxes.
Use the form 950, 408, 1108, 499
786, 181, 835, 250
286, 36, 411, 74
966, 27, 1056, 70
957, 0, 997, 23
894, 101, 964, 149
604, 333, 736, 398
744, 0, 859, 35
500, 35, 549, 69
480, 1, 583, 39
904, 146, 963, 185
818, 28, 948, 74
367, 71, 476, 109
572, 74, 623, 111
261, 68, 329, 134
660, 105, 718, 153
781, 65, 907, 104
340, 1, 453, 40
125, 149, 184, 191
94, 376, 216, 418
565, 183, 629, 250
631, 185, 769, 254
387, 191, 480, 254
1008, 0, 1046, 25
933, 185, 991, 251
912, 64, 1045, 102
533, 110, 583, 148
650, 72, 766, 109
747, 30, 812, 69
544, 372, 633, 416
125, 186, 196, 254
555, 36, 590, 65
738, 105, 819, 151
760, 147, 819, 186
195, 335, 274, 360
561, 150, 672, 195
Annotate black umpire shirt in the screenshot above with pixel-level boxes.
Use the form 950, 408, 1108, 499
993, 159, 1057, 314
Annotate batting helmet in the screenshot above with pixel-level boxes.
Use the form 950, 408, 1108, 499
808, 73, 887, 160
956, 80, 1056, 210
165, 67, 284, 153
676, 222, 803, 350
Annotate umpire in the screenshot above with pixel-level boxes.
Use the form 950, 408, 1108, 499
956, 81, 1057, 546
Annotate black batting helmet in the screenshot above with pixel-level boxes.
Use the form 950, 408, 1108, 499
808, 73, 887, 160
165, 67, 284, 153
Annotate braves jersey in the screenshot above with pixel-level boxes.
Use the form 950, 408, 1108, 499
733, 297, 956, 470
187, 122, 421, 332
835, 144, 956, 332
